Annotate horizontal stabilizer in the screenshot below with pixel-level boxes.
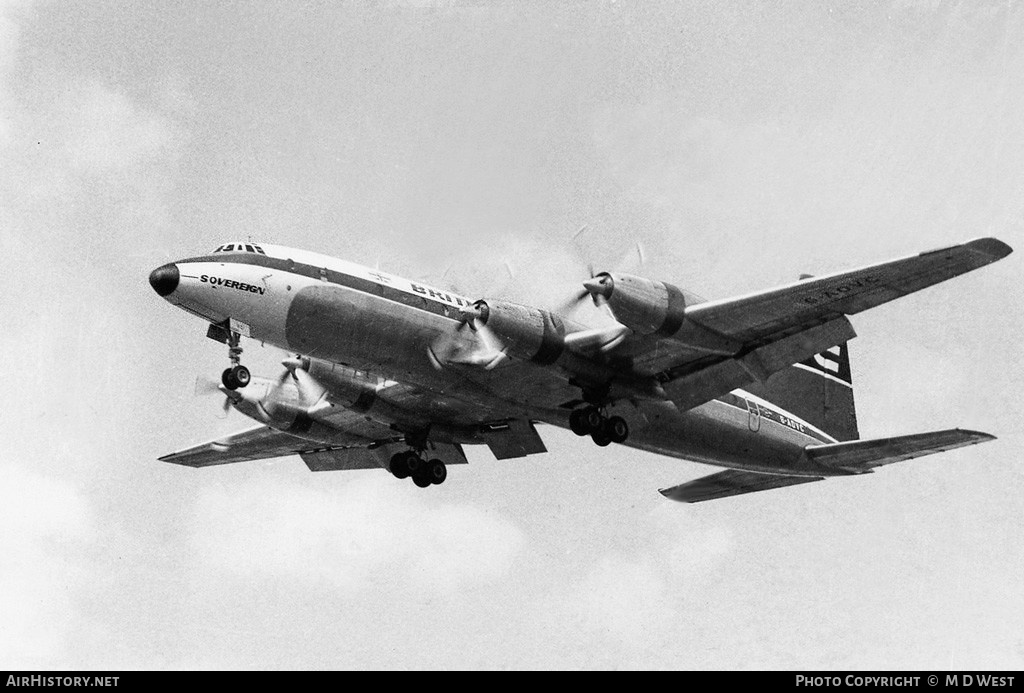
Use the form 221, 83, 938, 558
802, 428, 995, 473
660, 469, 823, 503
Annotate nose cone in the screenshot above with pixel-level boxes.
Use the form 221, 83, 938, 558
149, 263, 179, 297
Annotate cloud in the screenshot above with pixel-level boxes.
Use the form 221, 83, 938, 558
62, 82, 179, 174
0, 465, 94, 667
189, 475, 525, 596
529, 510, 736, 662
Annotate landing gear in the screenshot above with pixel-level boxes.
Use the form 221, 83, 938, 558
388, 451, 420, 479
219, 330, 250, 390
389, 450, 446, 487
221, 365, 251, 390
569, 406, 629, 445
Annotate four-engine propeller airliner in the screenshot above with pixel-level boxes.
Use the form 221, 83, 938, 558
149, 237, 1011, 502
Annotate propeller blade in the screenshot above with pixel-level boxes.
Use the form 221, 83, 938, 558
194, 374, 222, 396
551, 288, 591, 317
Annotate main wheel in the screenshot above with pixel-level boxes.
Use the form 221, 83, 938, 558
412, 473, 432, 488
221, 368, 236, 390
604, 416, 629, 444
582, 407, 604, 433
426, 459, 447, 485
569, 410, 589, 436
402, 451, 422, 474
389, 453, 410, 479
591, 430, 611, 447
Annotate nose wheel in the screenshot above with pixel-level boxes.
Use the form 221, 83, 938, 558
219, 330, 250, 391
569, 406, 629, 445
221, 365, 251, 390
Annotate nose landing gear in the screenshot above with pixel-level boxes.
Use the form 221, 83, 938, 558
569, 406, 629, 446
219, 330, 251, 390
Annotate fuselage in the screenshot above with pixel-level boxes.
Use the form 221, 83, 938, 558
150, 242, 841, 477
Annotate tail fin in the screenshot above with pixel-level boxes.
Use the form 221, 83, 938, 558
743, 341, 860, 441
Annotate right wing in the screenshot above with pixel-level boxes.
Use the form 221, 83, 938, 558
159, 424, 330, 467
159, 423, 469, 471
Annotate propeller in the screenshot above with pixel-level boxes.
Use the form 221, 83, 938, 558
552, 241, 646, 323
429, 300, 508, 370
275, 355, 331, 414
194, 373, 237, 417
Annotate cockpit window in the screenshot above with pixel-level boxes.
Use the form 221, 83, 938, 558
212, 242, 266, 254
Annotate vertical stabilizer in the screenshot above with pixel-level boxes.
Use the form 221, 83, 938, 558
743, 342, 860, 441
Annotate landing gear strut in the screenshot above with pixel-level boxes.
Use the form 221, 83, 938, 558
220, 331, 250, 390
569, 406, 629, 446
388, 449, 447, 487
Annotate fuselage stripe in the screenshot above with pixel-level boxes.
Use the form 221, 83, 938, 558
715, 391, 835, 444
180, 253, 464, 322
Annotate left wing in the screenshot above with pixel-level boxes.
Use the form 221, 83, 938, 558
641, 238, 1011, 411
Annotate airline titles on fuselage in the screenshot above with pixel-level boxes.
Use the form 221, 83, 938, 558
200, 274, 267, 295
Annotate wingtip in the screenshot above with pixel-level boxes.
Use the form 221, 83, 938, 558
965, 237, 1013, 261
954, 428, 997, 443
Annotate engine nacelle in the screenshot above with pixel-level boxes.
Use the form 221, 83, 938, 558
588, 272, 696, 337
475, 299, 566, 365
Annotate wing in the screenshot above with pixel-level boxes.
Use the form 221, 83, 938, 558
159, 424, 327, 467
659, 469, 824, 503
637, 238, 1010, 410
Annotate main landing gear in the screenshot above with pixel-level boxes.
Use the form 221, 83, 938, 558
569, 406, 629, 447
220, 330, 250, 390
388, 450, 447, 488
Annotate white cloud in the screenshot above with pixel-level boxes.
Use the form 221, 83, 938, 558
531, 512, 736, 658
63, 82, 179, 173
0, 465, 94, 667
189, 475, 524, 596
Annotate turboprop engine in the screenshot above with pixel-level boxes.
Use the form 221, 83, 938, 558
581, 272, 698, 337
431, 299, 566, 369
430, 297, 635, 370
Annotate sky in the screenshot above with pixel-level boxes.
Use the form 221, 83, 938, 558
1, 0, 1023, 670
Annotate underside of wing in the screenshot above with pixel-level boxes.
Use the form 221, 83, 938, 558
159, 424, 328, 467
638, 238, 1010, 413
659, 469, 824, 503
801, 428, 996, 473
680, 237, 1011, 346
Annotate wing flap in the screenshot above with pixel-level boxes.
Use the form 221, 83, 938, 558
480, 419, 547, 460
802, 428, 995, 473
660, 469, 824, 503
301, 441, 468, 472
662, 317, 855, 411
